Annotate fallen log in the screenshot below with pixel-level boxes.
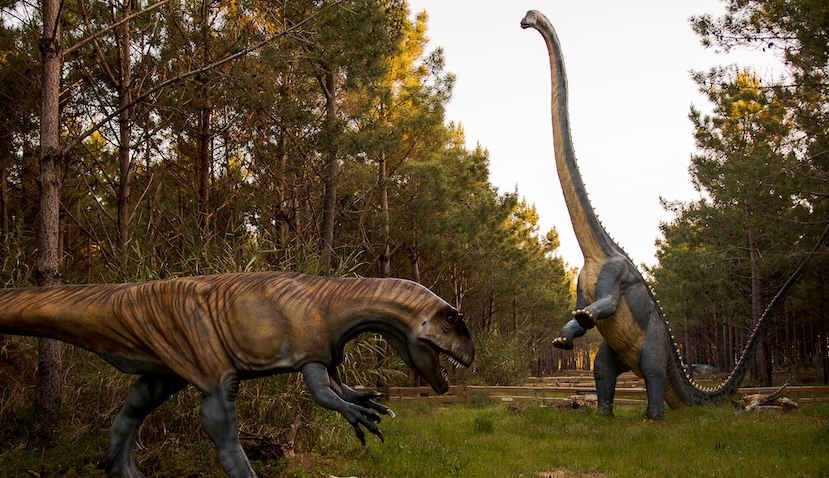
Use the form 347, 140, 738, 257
735, 379, 798, 413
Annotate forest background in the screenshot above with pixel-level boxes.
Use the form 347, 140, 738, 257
0, 0, 827, 445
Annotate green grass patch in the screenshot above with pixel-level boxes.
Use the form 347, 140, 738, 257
1, 401, 828, 477
322, 402, 829, 478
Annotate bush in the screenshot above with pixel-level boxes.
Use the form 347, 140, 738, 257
463, 332, 532, 386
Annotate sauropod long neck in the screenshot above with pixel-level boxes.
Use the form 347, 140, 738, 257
531, 13, 617, 261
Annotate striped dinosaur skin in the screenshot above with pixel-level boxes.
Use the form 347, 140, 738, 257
521, 10, 815, 419
0, 271, 474, 477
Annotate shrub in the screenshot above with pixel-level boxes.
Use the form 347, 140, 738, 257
463, 332, 532, 386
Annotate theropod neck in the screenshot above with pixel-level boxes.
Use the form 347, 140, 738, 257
323, 277, 441, 343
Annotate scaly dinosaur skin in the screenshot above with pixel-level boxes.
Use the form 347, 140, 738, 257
521, 10, 818, 419
0, 271, 474, 477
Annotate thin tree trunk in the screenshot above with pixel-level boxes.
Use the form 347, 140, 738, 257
269, 125, 287, 243
197, 78, 211, 232
748, 225, 772, 386
116, 0, 133, 264
726, 316, 732, 371
0, 151, 8, 238
409, 246, 420, 283
378, 150, 390, 277
683, 307, 690, 367
196, 0, 212, 236
319, 69, 338, 272
821, 318, 828, 385
34, 0, 63, 439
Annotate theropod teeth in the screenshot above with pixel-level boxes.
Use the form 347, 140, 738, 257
442, 352, 468, 369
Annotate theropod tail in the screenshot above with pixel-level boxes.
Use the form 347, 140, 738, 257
668, 223, 829, 406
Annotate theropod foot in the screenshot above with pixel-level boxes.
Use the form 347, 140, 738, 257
102, 459, 145, 478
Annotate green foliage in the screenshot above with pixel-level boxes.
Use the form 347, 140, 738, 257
0, 0, 579, 466
464, 333, 532, 386
339, 334, 409, 388
652, 0, 829, 376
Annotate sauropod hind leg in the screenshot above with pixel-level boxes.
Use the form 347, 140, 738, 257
593, 341, 630, 417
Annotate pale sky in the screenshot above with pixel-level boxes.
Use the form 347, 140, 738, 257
406, 0, 780, 269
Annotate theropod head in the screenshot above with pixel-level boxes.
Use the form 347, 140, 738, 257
393, 305, 474, 394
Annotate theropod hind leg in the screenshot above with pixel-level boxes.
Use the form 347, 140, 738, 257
593, 341, 629, 417
199, 376, 256, 478
104, 374, 187, 478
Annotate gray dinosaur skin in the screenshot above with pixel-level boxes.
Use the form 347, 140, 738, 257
521, 10, 816, 419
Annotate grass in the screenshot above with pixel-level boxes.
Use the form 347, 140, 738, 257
321, 401, 829, 478
1, 399, 828, 477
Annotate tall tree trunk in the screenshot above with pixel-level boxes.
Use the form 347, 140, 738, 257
197, 77, 211, 232
0, 146, 8, 238
748, 225, 772, 386
34, 0, 63, 439
319, 69, 338, 272
409, 245, 420, 283
260, 126, 287, 254
378, 150, 390, 277
196, 0, 212, 236
451, 265, 465, 310
116, 0, 133, 265
821, 316, 828, 385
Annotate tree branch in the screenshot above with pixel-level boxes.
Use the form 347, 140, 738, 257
62, 10, 321, 156
63, 0, 172, 57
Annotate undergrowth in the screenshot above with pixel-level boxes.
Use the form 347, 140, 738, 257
0, 335, 403, 477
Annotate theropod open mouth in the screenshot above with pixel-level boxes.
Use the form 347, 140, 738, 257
424, 339, 472, 388
426, 339, 472, 367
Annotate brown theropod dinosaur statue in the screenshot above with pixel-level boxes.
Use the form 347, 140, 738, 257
0, 271, 474, 477
521, 9, 825, 419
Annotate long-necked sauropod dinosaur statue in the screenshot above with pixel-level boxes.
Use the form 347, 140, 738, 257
521, 9, 825, 419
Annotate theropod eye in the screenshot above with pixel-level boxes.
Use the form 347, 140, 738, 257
442, 313, 456, 333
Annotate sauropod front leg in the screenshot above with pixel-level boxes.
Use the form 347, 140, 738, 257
553, 317, 588, 350
199, 376, 256, 478
104, 375, 187, 478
